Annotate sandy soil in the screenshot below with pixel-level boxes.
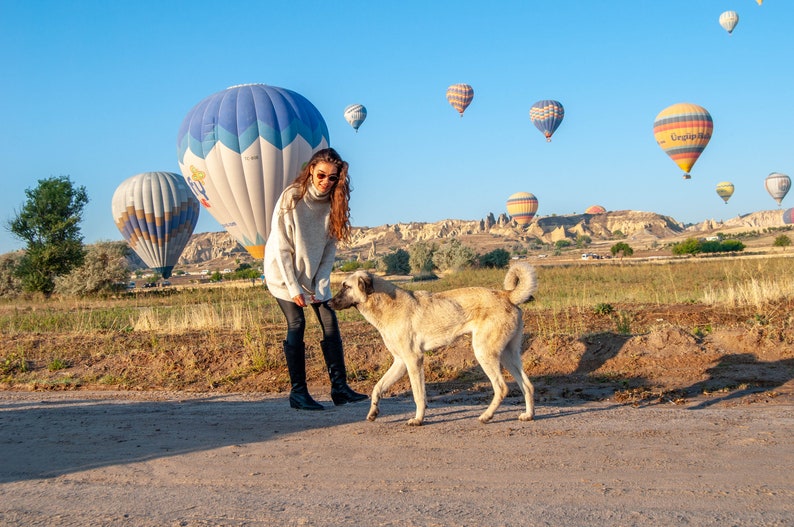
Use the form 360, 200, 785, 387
1, 389, 792, 527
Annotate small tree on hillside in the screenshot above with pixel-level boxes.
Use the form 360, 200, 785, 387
408, 241, 436, 273
7, 176, 89, 296
610, 242, 634, 259
774, 234, 791, 249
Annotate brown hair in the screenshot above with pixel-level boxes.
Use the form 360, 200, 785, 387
283, 147, 352, 242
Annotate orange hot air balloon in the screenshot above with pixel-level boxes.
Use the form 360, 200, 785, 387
506, 192, 539, 226
653, 103, 713, 180
446, 84, 474, 116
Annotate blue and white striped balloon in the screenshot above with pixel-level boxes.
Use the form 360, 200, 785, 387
177, 84, 329, 259
343, 104, 367, 132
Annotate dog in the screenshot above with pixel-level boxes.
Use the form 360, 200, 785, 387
329, 262, 537, 426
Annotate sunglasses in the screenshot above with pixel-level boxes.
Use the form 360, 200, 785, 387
314, 172, 340, 182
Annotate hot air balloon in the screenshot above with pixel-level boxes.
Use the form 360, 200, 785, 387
756, 0, 763, 5
177, 84, 329, 259
719, 11, 739, 34
506, 192, 539, 226
111, 171, 200, 279
652, 103, 713, 180
529, 100, 565, 142
585, 205, 606, 214
343, 104, 367, 132
446, 84, 474, 116
765, 172, 791, 206
783, 208, 794, 225
715, 182, 735, 204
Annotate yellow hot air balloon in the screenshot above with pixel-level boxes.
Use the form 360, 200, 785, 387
715, 182, 735, 204
506, 192, 538, 226
653, 103, 713, 180
756, 0, 763, 5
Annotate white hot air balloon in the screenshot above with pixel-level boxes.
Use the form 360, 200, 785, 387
177, 84, 329, 259
765, 172, 791, 206
111, 171, 200, 279
719, 11, 739, 34
343, 104, 367, 132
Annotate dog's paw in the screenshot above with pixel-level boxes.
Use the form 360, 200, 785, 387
366, 408, 379, 421
518, 412, 534, 422
478, 413, 494, 424
406, 418, 423, 426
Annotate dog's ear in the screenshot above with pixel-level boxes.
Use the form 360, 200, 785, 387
358, 273, 374, 295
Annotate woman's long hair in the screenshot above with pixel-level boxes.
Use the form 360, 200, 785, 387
283, 147, 352, 242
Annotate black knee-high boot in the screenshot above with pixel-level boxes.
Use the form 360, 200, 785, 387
283, 341, 324, 410
320, 338, 368, 406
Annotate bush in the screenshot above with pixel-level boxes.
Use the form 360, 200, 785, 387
432, 239, 476, 272
408, 241, 436, 273
610, 242, 634, 258
773, 235, 792, 248
672, 238, 702, 255
478, 248, 511, 269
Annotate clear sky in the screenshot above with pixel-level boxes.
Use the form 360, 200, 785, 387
1, 1, 792, 254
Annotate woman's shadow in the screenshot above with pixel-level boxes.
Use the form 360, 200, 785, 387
685, 353, 794, 409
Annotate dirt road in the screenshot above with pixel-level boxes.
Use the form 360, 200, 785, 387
1, 390, 792, 527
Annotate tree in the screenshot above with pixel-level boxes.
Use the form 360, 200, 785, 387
610, 242, 634, 259
432, 239, 476, 272
382, 249, 411, 275
773, 235, 791, 249
8, 176, 89, 296
408, 241, 436, 273
671, 238, 702, 256
54, 241, 131, 296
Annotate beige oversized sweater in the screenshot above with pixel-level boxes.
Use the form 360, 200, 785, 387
263, 183, 336, 303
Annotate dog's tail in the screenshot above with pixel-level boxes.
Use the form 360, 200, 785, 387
503, 262, 538, 305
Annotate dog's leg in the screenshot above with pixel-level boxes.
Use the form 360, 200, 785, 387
472, 337, 510, 423
502, 331, 535, 421
367, 355, 407, 422
402, 351, 427, 426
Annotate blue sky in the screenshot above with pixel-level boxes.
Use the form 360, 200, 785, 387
2, 1, 792, 254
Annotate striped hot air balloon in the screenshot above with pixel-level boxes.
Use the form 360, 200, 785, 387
506, 192, 539, 226
177, 84, 329, 259
765, 172, 791, 206
715, 182, 735, 204
529, 100, 565, 142
653, 103, 713, 180
446, 84, 474, 116
111, 171, 200, 279
343, 104, 367, 132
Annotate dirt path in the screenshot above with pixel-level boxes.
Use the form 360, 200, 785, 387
1, 390, 792, 527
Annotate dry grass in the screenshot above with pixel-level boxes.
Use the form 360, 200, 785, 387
2, 255, 794, 399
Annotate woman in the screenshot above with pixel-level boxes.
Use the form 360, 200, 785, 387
263, 148, 368, 410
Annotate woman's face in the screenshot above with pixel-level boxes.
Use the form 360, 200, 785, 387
311, 161, 340, 194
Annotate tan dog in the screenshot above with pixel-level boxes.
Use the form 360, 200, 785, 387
329, 262, 537, 425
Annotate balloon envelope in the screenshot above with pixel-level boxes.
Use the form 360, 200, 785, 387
719, 11, 739, 33
715, 181, 735, 204
446, 84, 474, 116
529, 100, 564, 142
653, 103, 713, 179
585, 205, 606, 214
783, 208, 794, 225
506, 192, 539, 225
177, 84, 329, 259
111, 171, 200, 279
765, 172, 791, 206
344, 104, 367, 132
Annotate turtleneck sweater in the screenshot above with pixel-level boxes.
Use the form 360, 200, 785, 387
263, 183, 336, 302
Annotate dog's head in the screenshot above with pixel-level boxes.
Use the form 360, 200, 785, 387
328, 270, 375, 310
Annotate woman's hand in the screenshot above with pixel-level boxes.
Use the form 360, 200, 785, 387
293, 294, 307, 308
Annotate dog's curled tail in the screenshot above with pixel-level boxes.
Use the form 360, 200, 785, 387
503, 262, 538, 305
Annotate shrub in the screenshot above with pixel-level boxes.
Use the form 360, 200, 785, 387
773, 235, 792, 248
611, 242, 634, 258
478, 248, 511, 269
382, 249, 411, 275
432, 239, 476, 272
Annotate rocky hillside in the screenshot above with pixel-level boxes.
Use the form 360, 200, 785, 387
173, 208, 790, 266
